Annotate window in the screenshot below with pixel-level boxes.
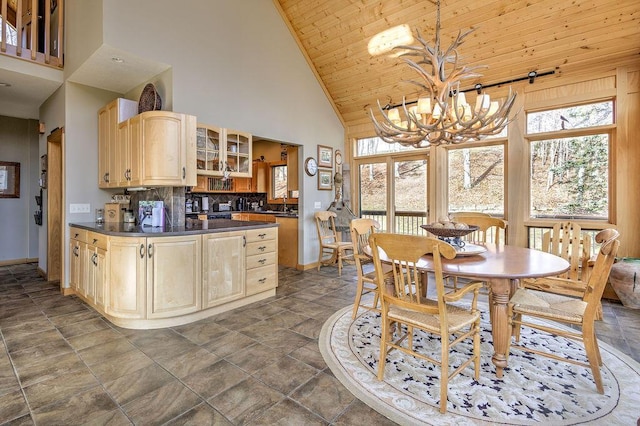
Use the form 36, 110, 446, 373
448, 144, 505, 216
527, 101, 613, 220
355, 136, 415, 157
271, 163, 287, 199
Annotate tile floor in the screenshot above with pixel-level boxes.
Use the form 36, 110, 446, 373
1, 262, 639, 425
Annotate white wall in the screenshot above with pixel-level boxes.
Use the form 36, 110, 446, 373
64, 0, 105, 79
0, 116, 39, 263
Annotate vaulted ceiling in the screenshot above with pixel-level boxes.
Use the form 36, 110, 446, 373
274, 0, 640, 130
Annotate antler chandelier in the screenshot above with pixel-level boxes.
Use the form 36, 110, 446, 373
369, 0, 517, 148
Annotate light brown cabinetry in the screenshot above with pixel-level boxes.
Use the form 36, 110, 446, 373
107, 236, 146, 319
202, 231, 246, 307
232, 214, 298, 268
245, 228, 278, 295
286, 146, 299, 192
116, 111, 197, 187
197, 124, 252, 178
146, 236, 201, 318
98, 98, 137, 188
276, 216, 298, 268
252, 162, 268, 193
69, 228, 86, 292
69, 227, 108, 308
99, 98, 197, 188
69, 225, 277, 329
108, 235, 201, 319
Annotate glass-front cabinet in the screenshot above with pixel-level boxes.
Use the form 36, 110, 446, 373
197, 124, 252, 178
196, 126, 222, 173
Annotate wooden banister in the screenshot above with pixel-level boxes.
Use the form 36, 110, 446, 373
0, 0, 64, 68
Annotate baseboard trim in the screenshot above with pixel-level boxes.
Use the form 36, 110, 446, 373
0, 258, 39, 267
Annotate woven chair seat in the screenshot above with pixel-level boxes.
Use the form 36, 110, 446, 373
389, 301, 480, 333
510, 288, 587, 322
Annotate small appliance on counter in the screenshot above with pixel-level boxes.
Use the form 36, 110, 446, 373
236, 197, 247, 211
139, 201, 165, 227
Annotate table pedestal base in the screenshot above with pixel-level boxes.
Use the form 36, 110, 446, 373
488, 277, 518, 378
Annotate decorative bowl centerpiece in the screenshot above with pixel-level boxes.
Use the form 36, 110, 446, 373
420, 223, 478, 248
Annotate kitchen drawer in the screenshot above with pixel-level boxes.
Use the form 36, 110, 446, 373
87, 231, 108, 250
246, 265, 277, 295
246, 239, 276, 257
70, 227, 88, 243
246, 252, 276, 270
246, 227, 276, 243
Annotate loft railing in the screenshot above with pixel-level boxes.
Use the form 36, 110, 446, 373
0, 0, 64, 68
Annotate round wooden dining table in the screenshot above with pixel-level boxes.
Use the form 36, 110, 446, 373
368, 243, 570, 378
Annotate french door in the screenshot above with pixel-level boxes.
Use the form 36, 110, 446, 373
356, 154, 428, 234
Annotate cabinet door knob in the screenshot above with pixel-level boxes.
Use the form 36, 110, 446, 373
258, 233, 266, 239
258, 246, 266, 252
258, 277, 266, 283
140, 244, 145, 258
182, 167, 186, 179
148, 244, 153, 258
92, 253, 98, 266
93, 239, 98, 245
259, 258, 266, 264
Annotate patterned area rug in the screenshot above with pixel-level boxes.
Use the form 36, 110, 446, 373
319, 306, 640, 425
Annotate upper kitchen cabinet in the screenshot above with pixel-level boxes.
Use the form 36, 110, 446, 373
197, 124, 252, 178
98, 98, 138, 188
100, 103, 197, 188
286, 145, 299, 192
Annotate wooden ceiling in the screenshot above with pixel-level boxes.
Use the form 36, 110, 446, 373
274, 0, 640, 130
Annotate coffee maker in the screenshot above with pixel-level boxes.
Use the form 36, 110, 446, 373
236, 197, 247, 211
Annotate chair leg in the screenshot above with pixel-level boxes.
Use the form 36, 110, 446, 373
583, 324, 604, 393
317, 247, 323, 271
473, 320, 481, 380
440, 340, 449, 414
378, 314, 389, 381
352, 278, 365, 319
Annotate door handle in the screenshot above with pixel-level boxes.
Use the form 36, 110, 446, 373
91, 253, 98, 266
140, 244, 145, 258
148, 244, 153, 258
182, 167, 186, 179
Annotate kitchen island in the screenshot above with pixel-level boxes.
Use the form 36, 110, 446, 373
68, 220, 278, 329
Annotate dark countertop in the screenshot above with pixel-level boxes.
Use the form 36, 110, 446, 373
70, 219, 278, 237
235, 210, 299, 218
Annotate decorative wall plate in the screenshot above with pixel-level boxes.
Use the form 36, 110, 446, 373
138, 83, 162, 113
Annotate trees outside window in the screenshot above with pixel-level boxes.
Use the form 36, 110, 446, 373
527, 101, 613, 220
448, 145, 505, 216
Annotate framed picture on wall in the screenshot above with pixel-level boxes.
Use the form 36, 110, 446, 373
318, 145, 333, 168
318, 169, 332, 190
0, 161, 20, 198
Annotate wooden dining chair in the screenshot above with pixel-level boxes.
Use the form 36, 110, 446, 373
507, 229, 620, 394
349, 218, 387, 319
453, 214, 508, 245
443, 214, 507, 291
369, 232, 483, 414
314, 211, 354, 276
523, 221, 600, 317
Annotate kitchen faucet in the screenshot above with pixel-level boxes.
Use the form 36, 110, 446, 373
282, 193, 288, 212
